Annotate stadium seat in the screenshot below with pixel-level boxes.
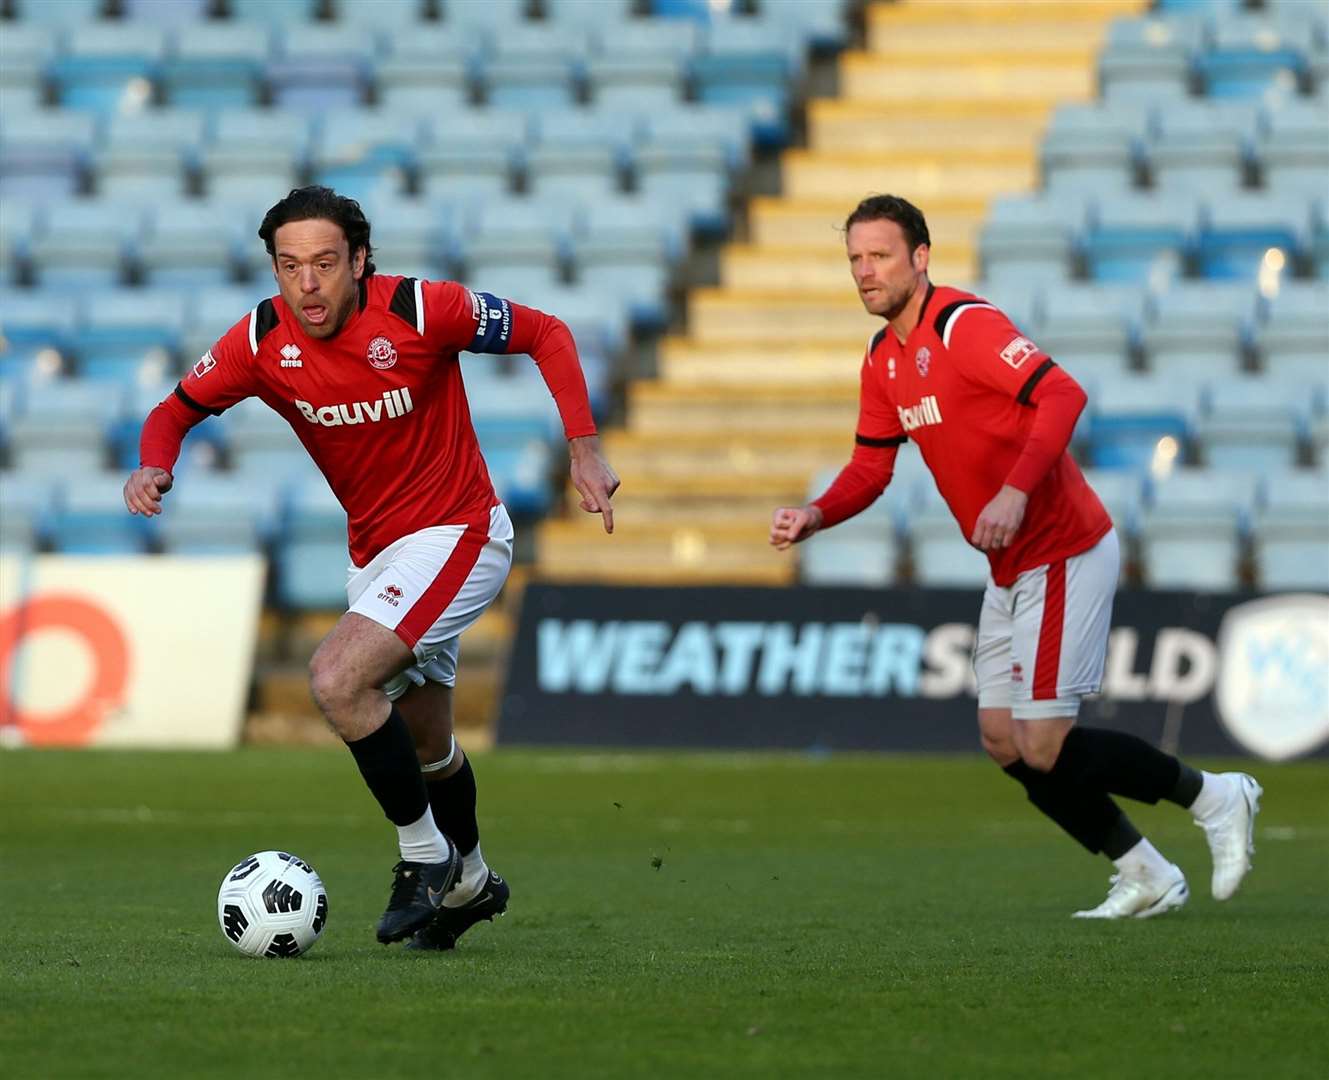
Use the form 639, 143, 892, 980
121, 0, 212, 23
0, 471, 49, 554
308, 108, 422, 206
161, 22, 270, 109
1082, 192, 1197, 284
692, 18, 799, 146
228, 0, 321, 24
73, 289, 187, 384
49, 23, 168, 113
1196, 375, 1307, 472
0, 23, 59, 116
0, 110, 96, 200
334, 0, 431, 26
1036, 282, 1147, 384
136, 202, 248, 289
26, 199, 146, 289
1198, 15, 1309, 99
1145, 101, 1258, 195
1081, 468, 1146, 539
1138, 468, 1258, 591
267, 24, 376, 112
201, 109, 311, 206
979, 194, 1086, 283
48, 472, 153, 555
1252, 468, 1329, 589
0, 292, 77, 356
1256, 281, 1329, 381
524, 110, 640, 201
94, 110, 207, 201
156, 474, 279, 555
417, 110, 525, 201
457, 197, 574, 288
908, 501, 990, 587
374, 46, 471, 115
1088, 374, 1200, 469
4, 0, 105, 22
1258, 99, 1329, 194
6, 381, 121, 476
545, 0, 636, 27
275, 478, 349, 607
1195, 193, 1305, 281
1041, 103, 1146, 197
362, 197, 452, 283
223, 398, 317, 483
1141, 282, 1256, 379
1096, 15, 1200, 102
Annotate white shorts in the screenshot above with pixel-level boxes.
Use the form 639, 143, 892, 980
973, 528, 1118, 720
346, 503, 514, 700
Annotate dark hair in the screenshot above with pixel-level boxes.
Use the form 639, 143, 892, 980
258, 185, 376, 276
844, 194, 930, 253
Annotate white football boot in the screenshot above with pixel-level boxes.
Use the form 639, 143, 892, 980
1194, 772, 1263, 901
1072, 862, 1189, 920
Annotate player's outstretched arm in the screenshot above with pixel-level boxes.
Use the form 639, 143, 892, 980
570, 435, 619, 534
123, 466, 174, 517
770, 504, 824, 550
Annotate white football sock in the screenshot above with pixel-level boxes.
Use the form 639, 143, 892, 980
443, 842, 490, 908
1186, 771, 1229, 820
1113, 837, 1171, 879
396, 807, 452, 863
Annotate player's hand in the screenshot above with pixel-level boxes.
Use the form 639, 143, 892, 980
569, 435, 620, 534
971, 484, 1028, 551
770, 505, 823, 550
123, 466, 173, 517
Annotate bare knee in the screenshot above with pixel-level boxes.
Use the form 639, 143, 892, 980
308, 649, 355, 719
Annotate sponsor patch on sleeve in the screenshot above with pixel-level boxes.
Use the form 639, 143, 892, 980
192, 350, 216, 379
999, 336, 1039, 370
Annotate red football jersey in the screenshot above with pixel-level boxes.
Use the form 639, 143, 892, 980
852, 284, 1111, 586
175, 274, 595, 566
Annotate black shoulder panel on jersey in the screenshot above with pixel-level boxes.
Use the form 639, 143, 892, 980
1016, 358, 1057, 406
932, 299, 971, 340
174, 382, 221, 416
868, 327, 887, 354
253, 298, 279, 345
388, 277, 419, 330
856, 433, 907, 447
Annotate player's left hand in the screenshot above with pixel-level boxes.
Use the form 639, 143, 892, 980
569, 435, 620, 534
971, 484, 1028, 551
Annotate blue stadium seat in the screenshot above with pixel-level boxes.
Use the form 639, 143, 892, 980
1197, 375, 1307, 471
136, 202, 248, 289
1143, 282, 1256, 379
525, 111, 641, 201
114, 380, 227, 474
755, 0, 852, 52
1147, 100, 1258, 196
1097, 15, 1200, 102
1041, 103, 1145, 197
26, 199, 146, 290
267, 24, 375, 112
309, 108, 423, 206
374, 34, 472, 115
363, 197, 453, 282
907, 484, 989, 587
636, 107, 748, 235
228, 0, 321, 24
222, 397, 313, 483
0, 201, 39, 287
49, 23, 167, 113
1081, 468, 1146, 539
545, 0, 637, 27
799, 460, 914, 586
692, 18, 797, 147
441, 0, 529, 28
181, 284, 276, 364
6, 382, 121, 477
0, 110, 96, 200
0, 23, 59, 116
1253, 468, 1329, 589
1088, 373, 1200, 469
275, 478, 349, 607
417, 110, 525, 201
573, 195, 678, 329
157, 474, 279, 555
1257, 98, 1329, 195
1083, 192, 1197, 283
121, 0, 212, 23
1257, 280, 1329, 381
73, 289, 187, 384
201, 109, 310, 206
1197, 193, 1305, 280
457, 197, 573, 287
0, 471, 50, 554
5, 0, 105, 22
49, 473, 154, 555
980, 194, 1086, 283
1139, 466, 1253, 591
95, 110, 206, 202
334, 0, 431, 26
1199, 15, 1310, 99
161, 22, 270, 109
0, 292, 76, 358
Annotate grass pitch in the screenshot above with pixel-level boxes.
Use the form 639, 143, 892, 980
2, 748, 1326, 1080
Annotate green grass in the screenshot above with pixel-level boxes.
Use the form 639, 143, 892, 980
2, 749, 1326, 1080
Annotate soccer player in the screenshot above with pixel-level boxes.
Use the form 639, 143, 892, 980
769, 194, 1261, 919
123, 186, 619, 947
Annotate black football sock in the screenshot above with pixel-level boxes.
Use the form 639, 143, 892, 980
344, 706, 430, 828
427, 753, 480, 856
1051, 726, 1199, 807
1003, 760, 1139, 856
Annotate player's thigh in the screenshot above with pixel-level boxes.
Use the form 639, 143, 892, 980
1008, 529, 1119, 721
309, 611, 415, 703
1012, 715, 1076, 772
973, 575, 1015, 712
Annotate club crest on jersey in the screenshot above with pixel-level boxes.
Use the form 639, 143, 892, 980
999, 336, 1038, 370
193, 351, 216, 379
367, 336, 398, 370
915, 346, 931, 378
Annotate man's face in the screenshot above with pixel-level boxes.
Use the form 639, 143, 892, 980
272, 218, 365, 339
846, 218, 927, 320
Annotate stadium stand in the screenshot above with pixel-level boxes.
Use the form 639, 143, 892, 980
1, 0, 1325, 611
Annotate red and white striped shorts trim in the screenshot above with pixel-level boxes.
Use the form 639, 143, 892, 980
973, 529, 1119, 719
345, 504, 513, 695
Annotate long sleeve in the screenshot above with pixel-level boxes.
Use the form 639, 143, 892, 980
139, 390, 206, 474
812, 442, 899, 528
506, 303, 598, 441
1003, 364, 1087, 494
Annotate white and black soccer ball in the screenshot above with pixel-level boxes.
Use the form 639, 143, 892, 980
217, 850, 328, 958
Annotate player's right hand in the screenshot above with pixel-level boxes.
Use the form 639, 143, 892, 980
770, 505, 823, 550
123, 466, 173, 516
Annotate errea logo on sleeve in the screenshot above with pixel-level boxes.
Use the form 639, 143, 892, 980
999, 336, 1039, 370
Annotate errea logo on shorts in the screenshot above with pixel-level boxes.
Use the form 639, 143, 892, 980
897, 394, 943, 433
295, 388, 415, 427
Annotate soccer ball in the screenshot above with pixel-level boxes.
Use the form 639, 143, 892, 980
216, 850, 328, 958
